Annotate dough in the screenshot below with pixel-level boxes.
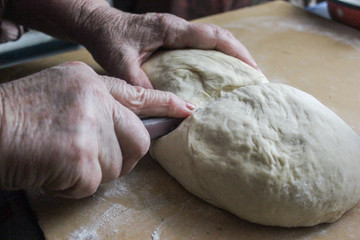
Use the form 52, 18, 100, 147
142, 49, 268, 107
143, 50, 360, 227
150, 84, 360, 227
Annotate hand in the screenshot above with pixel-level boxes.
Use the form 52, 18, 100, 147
5, 0, 259, 88
77, 6, 260, 88
0, 61, 193, 199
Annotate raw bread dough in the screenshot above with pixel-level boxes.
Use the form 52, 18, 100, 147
142, 49, 268, 107
143, 50, 360, 227
151, 84, 360, 227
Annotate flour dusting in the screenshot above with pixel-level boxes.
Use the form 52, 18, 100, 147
224, 16, 360, 52
69, 228, 99, 240
151, 226, 161, 240
68, 203, 128, 239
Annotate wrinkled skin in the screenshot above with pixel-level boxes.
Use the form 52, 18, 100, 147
80, 8, 260, 88
2, 0, 260, 198
7, 0, 259, 88
0, 62, 193, 199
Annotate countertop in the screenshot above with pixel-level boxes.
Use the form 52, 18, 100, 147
1, 1, 359, 239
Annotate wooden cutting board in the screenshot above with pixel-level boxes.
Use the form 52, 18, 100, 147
1, 1, 359, 239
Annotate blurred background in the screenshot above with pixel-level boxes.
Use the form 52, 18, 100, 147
112, 0, 325, 19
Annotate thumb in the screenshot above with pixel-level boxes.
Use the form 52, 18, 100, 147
126, 66, 154, 89
107, 52, 154, 89
101, 76, 195, 118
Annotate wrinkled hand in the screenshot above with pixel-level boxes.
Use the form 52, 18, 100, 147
78, 5, 259, 88
0, 62, 193, 198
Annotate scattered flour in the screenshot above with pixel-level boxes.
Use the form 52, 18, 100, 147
224, 16, 360, 52
151, 227, 161, 240
69, 228, 99, 240
68, 204, 127, 239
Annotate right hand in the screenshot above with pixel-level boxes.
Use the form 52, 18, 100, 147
0, 61, 193, 199
5, 0, 259, 89
79, 6, 260, 88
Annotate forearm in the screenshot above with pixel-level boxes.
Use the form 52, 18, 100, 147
4, 0, 111, 43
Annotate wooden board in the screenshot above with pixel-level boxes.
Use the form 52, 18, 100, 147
1, 1, 359, 239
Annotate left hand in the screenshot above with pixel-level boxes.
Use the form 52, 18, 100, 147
76, 6, 260, 88
0, 61, 193, 198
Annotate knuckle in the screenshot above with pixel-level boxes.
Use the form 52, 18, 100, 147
62, 152, 100, 199
159, 13, 181, 26
140, 133, 151, 155
126, 86, 147, 112
64, 77, 106, 105
151, 90, 179, 115
75, 157, 101, 198
164, 92, 177, 112
111, 166, 122, 180
129, 122, 151, 161
213, 25, 233, 39
147, 12, 178, 25
51, 66, 100, 94
69, 130, 97, 167
79, 177, 100, 198
222, 28, 234, 38
103, 152, 123, 182
150, 13, 189, 46
134, 135, 150, 160
140, 12, 169, 32
136, 86, 147, 101
72, 148, 94, 170
60, 61, 93, 72
210, 24, 222, 36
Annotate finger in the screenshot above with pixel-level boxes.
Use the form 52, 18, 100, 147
165, 22, 260, 71
102, 76, 195, 118
112, 101, 150, 176
125, 63, 154, 89
189, 24, 259, 70
106, 49, 154, 89
97, 115, 123, 183
45, 159, 102, 199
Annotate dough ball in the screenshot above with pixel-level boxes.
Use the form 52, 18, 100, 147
142, 49, 268, 107
150, 83, 360, 227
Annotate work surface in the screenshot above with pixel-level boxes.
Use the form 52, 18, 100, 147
1, 1, 360, 239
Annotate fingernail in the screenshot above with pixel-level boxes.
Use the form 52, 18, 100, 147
185, 101, 196, 110
252, 63, 263, 74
